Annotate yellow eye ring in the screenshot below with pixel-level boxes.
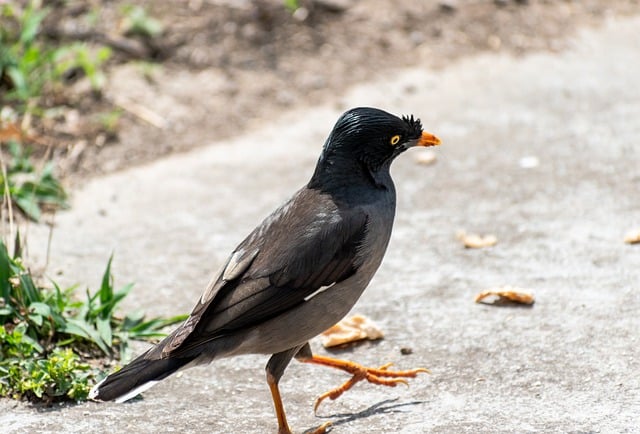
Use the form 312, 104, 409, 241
390, 135, 401, 145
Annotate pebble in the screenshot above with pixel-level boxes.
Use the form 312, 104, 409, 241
438, 0, 457, 13
519, 155, 539, 168
414, 150, 437, 165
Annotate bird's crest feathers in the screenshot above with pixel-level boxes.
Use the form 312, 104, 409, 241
401, 114, 423, 140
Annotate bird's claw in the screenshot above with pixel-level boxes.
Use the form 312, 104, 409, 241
305, 421, 333, 434
305, 356, 429, 412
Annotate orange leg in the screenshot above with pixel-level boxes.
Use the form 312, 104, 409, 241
267, 371, 293, 434
299, 354, 429, 412
267, 347, 333, 434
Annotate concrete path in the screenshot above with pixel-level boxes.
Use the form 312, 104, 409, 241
3, 15, 640, 434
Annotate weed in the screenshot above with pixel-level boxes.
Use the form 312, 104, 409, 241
0, 240, 187, 402
96, 109, 123, 135
1, 2, 112, 103
54, 43, 112, 92
0, 1, 52, 102
284, 0, 301, 12
1, 2, 114, 222
0, 141, 68, 221
120, 5, 163, 38
0, 327, 93, 401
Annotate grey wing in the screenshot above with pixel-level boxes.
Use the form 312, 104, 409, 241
161, 247, 260, 354
163, 194, 369, 357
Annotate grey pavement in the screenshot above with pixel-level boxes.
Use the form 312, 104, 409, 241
2, 15, 640, 434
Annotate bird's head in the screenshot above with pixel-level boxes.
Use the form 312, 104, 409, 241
311, 107, 441, 187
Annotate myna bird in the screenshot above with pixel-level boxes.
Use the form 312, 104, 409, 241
90, 107, 441, 433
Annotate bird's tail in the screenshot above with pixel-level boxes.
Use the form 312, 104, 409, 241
89, 350, 194, 403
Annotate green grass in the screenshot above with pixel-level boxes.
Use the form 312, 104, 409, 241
1, 1, 112, 222
0, 239, 187, 402
0, 141, 68, 221
0, 2, 112, 103
0, 2, 188, 403
283, 0, 301, 12
120, 5, 164, 38
0, 1, 51, 102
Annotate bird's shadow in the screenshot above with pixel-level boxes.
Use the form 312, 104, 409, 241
322, 339, 383, 355
22, 400, 79, 414
477, 299, 535, 309
303, 398, 424, 433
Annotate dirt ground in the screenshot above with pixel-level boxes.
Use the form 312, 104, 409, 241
36, 0, 638, 181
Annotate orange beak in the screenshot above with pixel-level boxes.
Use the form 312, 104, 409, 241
417, 131, 441, 147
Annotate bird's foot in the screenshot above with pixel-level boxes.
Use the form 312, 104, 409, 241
304, 421, 332, 434
301, 355, 429, 412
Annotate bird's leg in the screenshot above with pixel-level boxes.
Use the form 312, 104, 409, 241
267, 372, 291, 434
295, 344, 429, 412
267, 347, 332, 434
266, 349, 298, 434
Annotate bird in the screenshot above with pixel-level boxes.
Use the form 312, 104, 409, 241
90, 107, 441, 433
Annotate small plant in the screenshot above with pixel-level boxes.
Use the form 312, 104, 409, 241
0, 328, 93, 401
54, 43, 112, 92
1, 2, 112, 103
120, 5, 164, 38
283, 0, 301, 12
0, 1, 52, 102
96, 109, 123, 135
0, 240, 187, 402
0, 141, 68, 221
1, 2, 115, 223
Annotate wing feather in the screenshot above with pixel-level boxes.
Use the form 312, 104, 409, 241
164, 188, 368, 357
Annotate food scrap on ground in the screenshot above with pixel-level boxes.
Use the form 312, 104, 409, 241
320, 314, 384, 348
456, 230, 498, 249
475, 286, 535, 305
624, 229, 640, 244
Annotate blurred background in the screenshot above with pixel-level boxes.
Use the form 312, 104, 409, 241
1, 0, 637, 192
1, 2, 639, 431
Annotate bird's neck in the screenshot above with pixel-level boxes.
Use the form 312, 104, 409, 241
307, 152, 394, 200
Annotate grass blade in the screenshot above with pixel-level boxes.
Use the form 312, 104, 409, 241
19, 272, 42, 304
99, 255, 114, 308
60, 318, 110, 355
0, 242, 12, 304
96, 316, 112, 353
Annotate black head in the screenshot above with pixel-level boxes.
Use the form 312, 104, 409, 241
310, 107, 440, 188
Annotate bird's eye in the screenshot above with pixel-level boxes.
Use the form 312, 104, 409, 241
390, 135, 401, 146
